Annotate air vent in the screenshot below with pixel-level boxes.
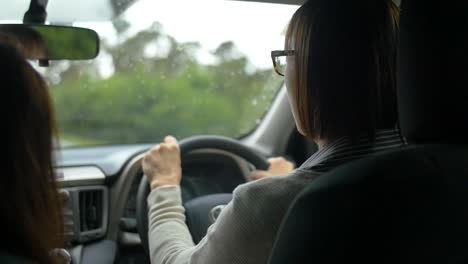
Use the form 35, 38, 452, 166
61, 186, 108, 243
79, 190, 103, 232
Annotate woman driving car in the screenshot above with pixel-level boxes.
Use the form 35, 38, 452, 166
142, 0, 402, 263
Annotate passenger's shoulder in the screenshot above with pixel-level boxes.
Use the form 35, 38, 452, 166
0, 253, 33, 264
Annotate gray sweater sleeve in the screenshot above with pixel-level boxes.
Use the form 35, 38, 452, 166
147, 186, 195, 264
147, 172, 313, 264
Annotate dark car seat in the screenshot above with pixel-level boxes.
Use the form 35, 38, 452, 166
268, 0, 468, 263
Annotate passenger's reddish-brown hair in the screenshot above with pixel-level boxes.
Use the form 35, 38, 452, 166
0, 37, 64, 263
286, 0, 400, 141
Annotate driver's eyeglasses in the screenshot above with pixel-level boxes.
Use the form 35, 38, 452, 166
271, 50, 295, 76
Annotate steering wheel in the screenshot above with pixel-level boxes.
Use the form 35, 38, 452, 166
136, 135, 269, 255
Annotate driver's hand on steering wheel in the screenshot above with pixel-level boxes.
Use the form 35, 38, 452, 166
250, 157, 295, 180
143, 136, 182, 190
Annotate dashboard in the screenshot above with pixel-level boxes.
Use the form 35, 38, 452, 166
57, 145, 252, 264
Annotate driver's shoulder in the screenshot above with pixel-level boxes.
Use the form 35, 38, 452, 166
232, 169, 320, 213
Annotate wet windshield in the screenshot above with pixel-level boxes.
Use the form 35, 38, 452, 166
12, 0, 298, 146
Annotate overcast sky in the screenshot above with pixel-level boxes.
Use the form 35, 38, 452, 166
3, 0, 299, 68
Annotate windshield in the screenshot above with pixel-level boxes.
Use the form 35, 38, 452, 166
30, 0, 298, 147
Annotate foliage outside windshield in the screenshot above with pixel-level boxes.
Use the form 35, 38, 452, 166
40, 0, 298, 147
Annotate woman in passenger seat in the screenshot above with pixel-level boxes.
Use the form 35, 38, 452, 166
0, 37, 69, 263
142, 0, 402, 263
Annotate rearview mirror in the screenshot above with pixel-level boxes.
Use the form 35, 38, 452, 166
0, 24, 99, 60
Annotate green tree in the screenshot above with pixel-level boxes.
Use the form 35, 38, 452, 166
48, 22, 283, 146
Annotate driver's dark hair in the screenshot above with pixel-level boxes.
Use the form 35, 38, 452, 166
286, 0, 400, 141
0, 37, 64, 263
